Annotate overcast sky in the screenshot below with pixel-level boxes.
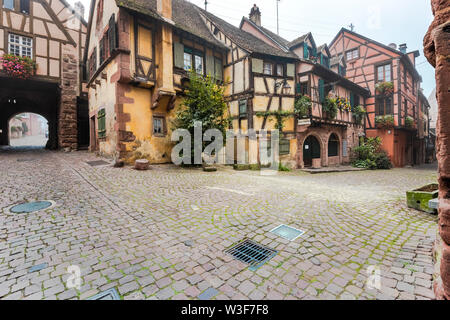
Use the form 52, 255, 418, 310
72, 0, 435, 97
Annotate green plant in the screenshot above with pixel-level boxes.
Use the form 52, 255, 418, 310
172, 71, 228, 160
1, 54, 36, 79
352, 105, 366, 125
375, 82, 394, 95
322, 97, 338, 119
278, 163, 291, 172
352, 137, 392, 170
405, 116, 414, 128
255, 110, 292, 130
336, 97, 352, 112
10, 126, 18, 133
375, 115, 395, 128
294, 95, 312, 118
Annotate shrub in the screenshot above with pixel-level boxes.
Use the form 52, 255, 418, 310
352, 105, 366, 125
374, 151, 393, 169
352, 137, 392, 170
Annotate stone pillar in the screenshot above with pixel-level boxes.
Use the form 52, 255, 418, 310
423, 0, 450, 300
58, 53, 78, 150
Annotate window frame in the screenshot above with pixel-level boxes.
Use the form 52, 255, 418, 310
263, 62, 273, 75
376, 63, 392, 83
346, 48, 359, 61
183, 47, 204, 75
20, 0, 29, 14
152, 115, 165, 136
276, 64, 284, 77
328, 134, 339, 157
375, 96, 393, 116
8, 33, 33, 58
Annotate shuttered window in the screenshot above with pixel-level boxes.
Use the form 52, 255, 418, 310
214, 57, 223, 81
97, 109, 106, 138
303, 43, 309, 59
108, 14, 117, 55
318, 79, 325, 103
279, 139, 290, 155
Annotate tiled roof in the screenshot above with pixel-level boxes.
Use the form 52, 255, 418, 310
288, 33, 311, 49
117, 0, 296, 59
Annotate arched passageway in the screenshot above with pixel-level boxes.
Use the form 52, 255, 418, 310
8, 113, 49, 148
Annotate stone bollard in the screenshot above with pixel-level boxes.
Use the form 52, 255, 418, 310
134, 159, 150, 170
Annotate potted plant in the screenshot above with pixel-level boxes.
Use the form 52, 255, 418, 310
375, 82, 394, 96
336, 97, 352, 112
294, 95, 312, 119
375, 115, 395, 128
352, 105, 366, 125
405, 116, 414, 128
322, 97, 338, 119
0, 54, 36, 79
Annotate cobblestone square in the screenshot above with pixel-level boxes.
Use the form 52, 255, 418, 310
0, 149, 438, 300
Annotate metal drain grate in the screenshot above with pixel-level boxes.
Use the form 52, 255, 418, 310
86, 160, 109, 167
87, 288, 120, 300
10, 201, 53, 214
225, 239, 277, 271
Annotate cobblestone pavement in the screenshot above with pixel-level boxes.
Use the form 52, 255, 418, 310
0, 149, 438, 300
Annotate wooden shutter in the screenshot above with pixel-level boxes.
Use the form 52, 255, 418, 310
279, 139, 290, 155
296, 83, 301, 94
174, 42, 184, 69
99, 38, 105, 65
214, 58, 223, 81
108, 14, 117, 54
98, 109, 106, 138
350, 92, 355, 108
286, 63, 295, 77
303, 43, 309, 58
205, 54, 214, 77
252, 58, 263, 73
318, 79, 325, 103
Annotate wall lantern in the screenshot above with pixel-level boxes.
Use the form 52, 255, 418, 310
275, 79, 291, 95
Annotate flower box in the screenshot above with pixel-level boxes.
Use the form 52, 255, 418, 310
0, 54, 36, 79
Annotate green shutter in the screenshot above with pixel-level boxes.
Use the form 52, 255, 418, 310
318, 79, 325, 103
174, 42, 184, 69
303, 43, 309, 58
350, 92, 355, 109
296, 83, 301, 94
98, 109, 106, 138
312, 46, 317, 57
205, 54, 214, 77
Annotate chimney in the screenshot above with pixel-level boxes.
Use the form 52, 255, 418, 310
399, 43, 407, 54
249, 4, 261, 26
74, 1, 84, 18
157, 0, 172, 20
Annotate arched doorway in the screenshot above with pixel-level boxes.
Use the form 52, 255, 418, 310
303, 135, 321, 167
8, 113, 49, 148
328, 133, 340, 157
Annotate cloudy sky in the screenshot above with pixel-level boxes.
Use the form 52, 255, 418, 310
72, 0, 435, 97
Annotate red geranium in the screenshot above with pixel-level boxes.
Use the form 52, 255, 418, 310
0, 54, 36, 79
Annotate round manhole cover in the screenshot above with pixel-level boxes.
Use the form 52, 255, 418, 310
9, 201, 54, 214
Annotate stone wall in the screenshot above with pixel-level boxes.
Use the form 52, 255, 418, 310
423, 0, 450, 300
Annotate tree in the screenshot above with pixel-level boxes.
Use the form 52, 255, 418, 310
172, 71, 228, 162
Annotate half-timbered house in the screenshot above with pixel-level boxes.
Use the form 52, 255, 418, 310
329, 28, 425, 167
241, 6, 370, 168
0, 0, 88, 149
85, 0, 300, 167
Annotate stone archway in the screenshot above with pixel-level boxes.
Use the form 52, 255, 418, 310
297, 133, 326, 168
0, 77, 59, 149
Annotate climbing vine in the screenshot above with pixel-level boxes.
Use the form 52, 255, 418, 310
255, 110, 292, 130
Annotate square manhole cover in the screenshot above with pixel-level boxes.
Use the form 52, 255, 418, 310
85, 160, 109, 167
225, 239, 277, 271
270, 224, 305, 241
87, 288, 120, 300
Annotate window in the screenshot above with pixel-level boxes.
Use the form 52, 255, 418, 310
183, 51, 192, 71
214, 57, 223, 81
97, 109, 106, 139
276, 64, 283, 77
298, 82, 308, 96
328, 134, 339, 157
88, 48, 97, 79
376, 97, 393, 115
183, 47, 203, 75
321, 55, 330, 68
153, 117, 164, 135
3, 0, 13, 10
338, 65, 346, 76
376, 64, 391, 82
239, 99, 247, 118
20, 0, 29, 14
263, 62, 273, 75
279, 139, 290, 155
96, 0, 104, 25
346, 48, 359, 61
194, 54, 203, 74
8, 34, 32, 58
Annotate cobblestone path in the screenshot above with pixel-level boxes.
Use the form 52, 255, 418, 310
0, 149, 438, 300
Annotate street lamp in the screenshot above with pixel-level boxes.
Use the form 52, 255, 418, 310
275, 79, 291, 95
